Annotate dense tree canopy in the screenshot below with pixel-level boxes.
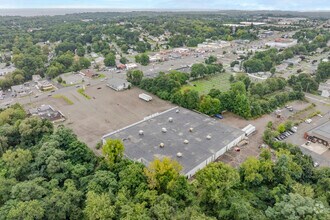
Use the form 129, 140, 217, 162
0, 105, 329, 219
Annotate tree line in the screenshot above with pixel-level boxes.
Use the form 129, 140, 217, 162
131, 66, 304, 119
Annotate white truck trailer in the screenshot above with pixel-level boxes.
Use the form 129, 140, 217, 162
242, 124, 256, 136
139, 93, 153, 102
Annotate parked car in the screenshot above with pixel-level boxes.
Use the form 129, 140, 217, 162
214, 114, 223, 119
305, 119, 312, 124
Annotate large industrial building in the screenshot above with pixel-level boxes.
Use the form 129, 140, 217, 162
304, 121, 330, 147
102, 107, 245, 178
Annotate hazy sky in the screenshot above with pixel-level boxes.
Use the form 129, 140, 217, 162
0, 0, 330, 11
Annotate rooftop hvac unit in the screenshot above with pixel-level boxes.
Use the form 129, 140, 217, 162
176, 109, 180, 113
139, 130, 144, 135
189, 128, 194, 132
160, 143, 165, 148
206, 135, 212, 140
168, 117, 173, 122
162, 127, 167, 133
177, 152, 183, 157
184, 140, 189, 144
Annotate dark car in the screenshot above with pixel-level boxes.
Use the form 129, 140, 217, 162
214, 114, 223, 119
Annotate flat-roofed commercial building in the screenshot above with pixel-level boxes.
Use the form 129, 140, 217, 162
304, 121, 330, 147
102, 107, 245, 178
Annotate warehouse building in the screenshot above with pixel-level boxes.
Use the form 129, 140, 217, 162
304, 121, 330, 147
102, 107, 245, 178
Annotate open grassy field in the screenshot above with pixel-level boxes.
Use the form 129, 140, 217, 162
181, 72, 232, 95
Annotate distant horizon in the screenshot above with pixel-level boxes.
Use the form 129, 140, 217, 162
1, 8, 330, 12
0, 7, 330, 12
1, 0, 330, 12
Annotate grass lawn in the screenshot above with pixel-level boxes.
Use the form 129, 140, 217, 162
53, 95, 74, 105
181, 72, 232, 95
77, 88, 91, 100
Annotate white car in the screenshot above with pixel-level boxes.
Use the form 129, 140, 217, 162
305, 119, 312, 124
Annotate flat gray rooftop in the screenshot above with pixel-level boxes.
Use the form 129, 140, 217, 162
309, 121, 330, 142
103, 107, 244, 174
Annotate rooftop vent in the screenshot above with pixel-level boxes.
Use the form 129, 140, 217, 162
176, 109, 180, 113
139, 130, 144, 135
206, 135, 212, 140
168, 117, 173, 122
177, 152, 183, 157
189, 127, 194, 132
184, 139, 189, 144
160, 143, 165, 148
162, 127, 167, 133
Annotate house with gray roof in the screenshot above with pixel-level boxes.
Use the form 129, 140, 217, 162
106, 78, 131, 91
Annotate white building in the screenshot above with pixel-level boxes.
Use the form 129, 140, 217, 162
318, 80, 330, 98
126, 63, 138, 70
197, 41, 231, 50
106, 78, 131, 91
266, 39, 297, 49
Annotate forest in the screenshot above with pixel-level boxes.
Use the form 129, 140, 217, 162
0, 104, 329, 219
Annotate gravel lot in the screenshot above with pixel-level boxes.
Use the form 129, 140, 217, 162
217, 112, 274, 168
25, 85, 174, 152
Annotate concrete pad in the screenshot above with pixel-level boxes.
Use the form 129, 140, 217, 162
301, 142, 328, 155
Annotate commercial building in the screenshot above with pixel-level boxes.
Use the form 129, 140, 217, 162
11, 84, 31, 97
28, 105, 65, 123
304, 121, 330, 147
197, 41, 231, 50
102, 107, 245, 178
80, 69, 99, 78
106, 78, 131, 91
37, 80, 54, 91
265, 38, 297, 49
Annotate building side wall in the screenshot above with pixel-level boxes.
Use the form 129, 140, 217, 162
185, 133, 245, 178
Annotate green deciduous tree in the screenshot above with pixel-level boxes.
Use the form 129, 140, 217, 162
127, 69, 143, 86
144, 157, 182, 194
198, 95, 221, 115
104, 53, 116, 67
84, 191, 115, 220
265, 193, 330, 220
102, 139, 124, 166
6, 200, 44, 220
2, 149, 32, 179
